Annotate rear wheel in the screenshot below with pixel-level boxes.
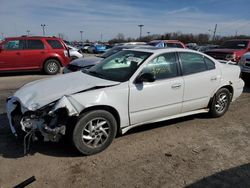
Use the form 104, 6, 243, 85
44, 59, 60, 75
209, 88, 231, 118
72, 110, 117, 155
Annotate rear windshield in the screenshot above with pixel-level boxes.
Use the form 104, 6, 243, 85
46, 40, 64, 49
148, 42, 160, 46
220, 41, 249, 49
166, 43, 184, 48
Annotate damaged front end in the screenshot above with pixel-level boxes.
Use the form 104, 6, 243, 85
7, 96, 79, 154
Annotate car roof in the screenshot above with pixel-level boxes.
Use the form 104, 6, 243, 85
123, 47, 198, 54
149, 40, 183, 43
5, 36, 62, 40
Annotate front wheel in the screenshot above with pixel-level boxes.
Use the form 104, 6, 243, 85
72, 110, 117, 155
209, 88, 231, 118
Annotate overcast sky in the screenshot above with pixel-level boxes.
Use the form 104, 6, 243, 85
0, 0, 250, 41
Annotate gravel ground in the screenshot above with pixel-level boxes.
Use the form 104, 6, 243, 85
0, 71, 249, 188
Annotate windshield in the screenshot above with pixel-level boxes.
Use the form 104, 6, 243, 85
84, 50, 152, 82
221, 41, 249, 49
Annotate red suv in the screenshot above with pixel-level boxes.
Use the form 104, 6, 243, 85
0, 36, 70, 74
205, 39, 250, 63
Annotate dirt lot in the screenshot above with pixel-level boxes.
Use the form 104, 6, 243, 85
0, 71, 249, 188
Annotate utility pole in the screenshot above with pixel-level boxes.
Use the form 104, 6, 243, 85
80, 31, 83, 43
100, 33, 103, 42
41, 24, 46, 36
147, 32, 150, 37
27, 30, 30, 36
212, 24, 217, 41
138, 24, 144, 39
1, 32, 4, 39
235, 30, 238, 37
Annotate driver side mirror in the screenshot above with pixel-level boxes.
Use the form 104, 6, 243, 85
0, 45, 3, 52
136, 72, 155, 83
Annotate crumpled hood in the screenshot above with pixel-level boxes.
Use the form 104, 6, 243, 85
71, 56, 103, 67
13, 71, 119, 110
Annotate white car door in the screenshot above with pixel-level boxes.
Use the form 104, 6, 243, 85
129, 52, 184, 125
178, 52, 221, 112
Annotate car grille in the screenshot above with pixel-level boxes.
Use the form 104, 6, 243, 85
205, 52, 228, 60
67, 64, 81, 71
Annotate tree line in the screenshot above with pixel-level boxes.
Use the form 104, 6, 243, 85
108, 32, 250, 45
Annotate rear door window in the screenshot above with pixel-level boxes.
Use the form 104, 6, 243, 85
179, 52, 207, 75
26, 40, 45, 49
46, 40, 64, 49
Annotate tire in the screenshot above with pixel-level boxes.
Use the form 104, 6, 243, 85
209, 88, 231, 118
72, 110, 117, 155
44, 59, 60, 75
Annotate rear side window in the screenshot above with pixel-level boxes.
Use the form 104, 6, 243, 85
3, 40, 25, 50
179, 52, 207, 75
204, 57, 215, 70
26, 40, 45, 49
46, 40, 64, 49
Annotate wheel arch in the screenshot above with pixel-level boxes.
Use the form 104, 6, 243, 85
220, 85, 234, 100
43, 56, 62, 68
208, 84, 234, 108
79, 105, 121, 135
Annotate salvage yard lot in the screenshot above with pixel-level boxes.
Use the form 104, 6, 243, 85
0, 72, 249, 187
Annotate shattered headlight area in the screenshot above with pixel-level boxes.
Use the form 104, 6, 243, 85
7, 98, 72, 154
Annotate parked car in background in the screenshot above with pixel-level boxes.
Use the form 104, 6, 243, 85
121, 42, 147, 45
78, 43, 91, 53
197, 45, 219, 53
67, 45, 83, 61
239, 52, 250, 74
205, 39, 250, 62
63, 45, 145, 73
7, 48, 244, 155
0, 36, 70, 74
87, 44, 106, 53
186, 43, 198, 50
148, 40, 186, 48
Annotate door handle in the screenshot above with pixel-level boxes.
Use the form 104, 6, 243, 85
210, 76, 217, 81
16, 52, 21, 55
40, 51, 45, 54
171, 83, 182, 89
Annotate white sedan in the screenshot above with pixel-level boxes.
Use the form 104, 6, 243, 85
7, 48, 244, 155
